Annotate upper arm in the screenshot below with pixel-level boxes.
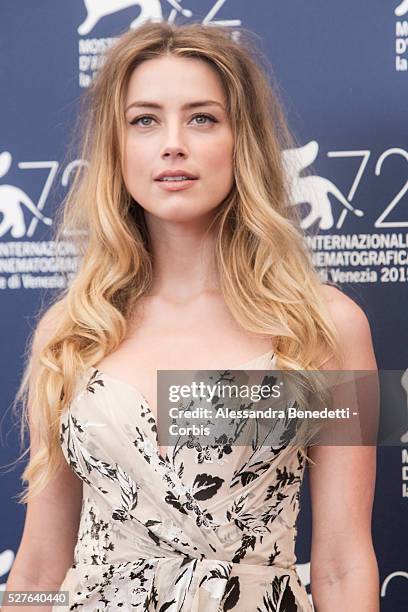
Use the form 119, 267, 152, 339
10, 307, 83, 588
308, 286, 378, 576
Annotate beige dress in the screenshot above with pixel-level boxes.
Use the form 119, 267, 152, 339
55, 350, 314, 611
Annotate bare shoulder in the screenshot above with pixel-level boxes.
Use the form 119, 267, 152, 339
319, 284, 377, 369
320, 283, 366, 315
320, 283, 371, 333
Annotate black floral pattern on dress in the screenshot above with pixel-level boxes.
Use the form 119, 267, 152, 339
55, 359, 314, 611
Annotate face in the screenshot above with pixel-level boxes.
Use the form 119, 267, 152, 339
122, 54, 234, 224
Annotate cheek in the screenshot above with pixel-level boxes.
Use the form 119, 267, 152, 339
205, 136, 234, 177
123, 141, 150, 190
125, 140, 142, 171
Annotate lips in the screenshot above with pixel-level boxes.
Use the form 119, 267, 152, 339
154, 169, 198, 181
157, 177, 197, 182
155, 176, 198, 191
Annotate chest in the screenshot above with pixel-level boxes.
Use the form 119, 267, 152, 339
93, 294, 273, 421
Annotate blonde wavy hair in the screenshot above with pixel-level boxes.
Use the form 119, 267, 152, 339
10, 22, 343, 504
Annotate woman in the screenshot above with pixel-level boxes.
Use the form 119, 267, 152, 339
6, 22, 379, 611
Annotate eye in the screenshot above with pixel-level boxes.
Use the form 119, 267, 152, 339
129, 113, 218, 127
130, 115, 154, 127
190, 113, 218, 125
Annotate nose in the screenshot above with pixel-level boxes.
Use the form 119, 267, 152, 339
160, 124, 188, 159
162, 147, 187, 159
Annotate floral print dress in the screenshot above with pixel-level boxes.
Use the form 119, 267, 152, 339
55, 350, 314, 611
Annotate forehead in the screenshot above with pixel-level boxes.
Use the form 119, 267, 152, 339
125, 55, 225, 106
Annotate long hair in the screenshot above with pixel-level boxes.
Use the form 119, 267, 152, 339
10, 22, 343, 503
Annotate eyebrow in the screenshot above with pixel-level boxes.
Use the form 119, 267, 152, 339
125, 99, 225, 113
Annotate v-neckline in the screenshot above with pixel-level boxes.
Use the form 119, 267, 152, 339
86, 348, 275, 463
88, 348, 275, 407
